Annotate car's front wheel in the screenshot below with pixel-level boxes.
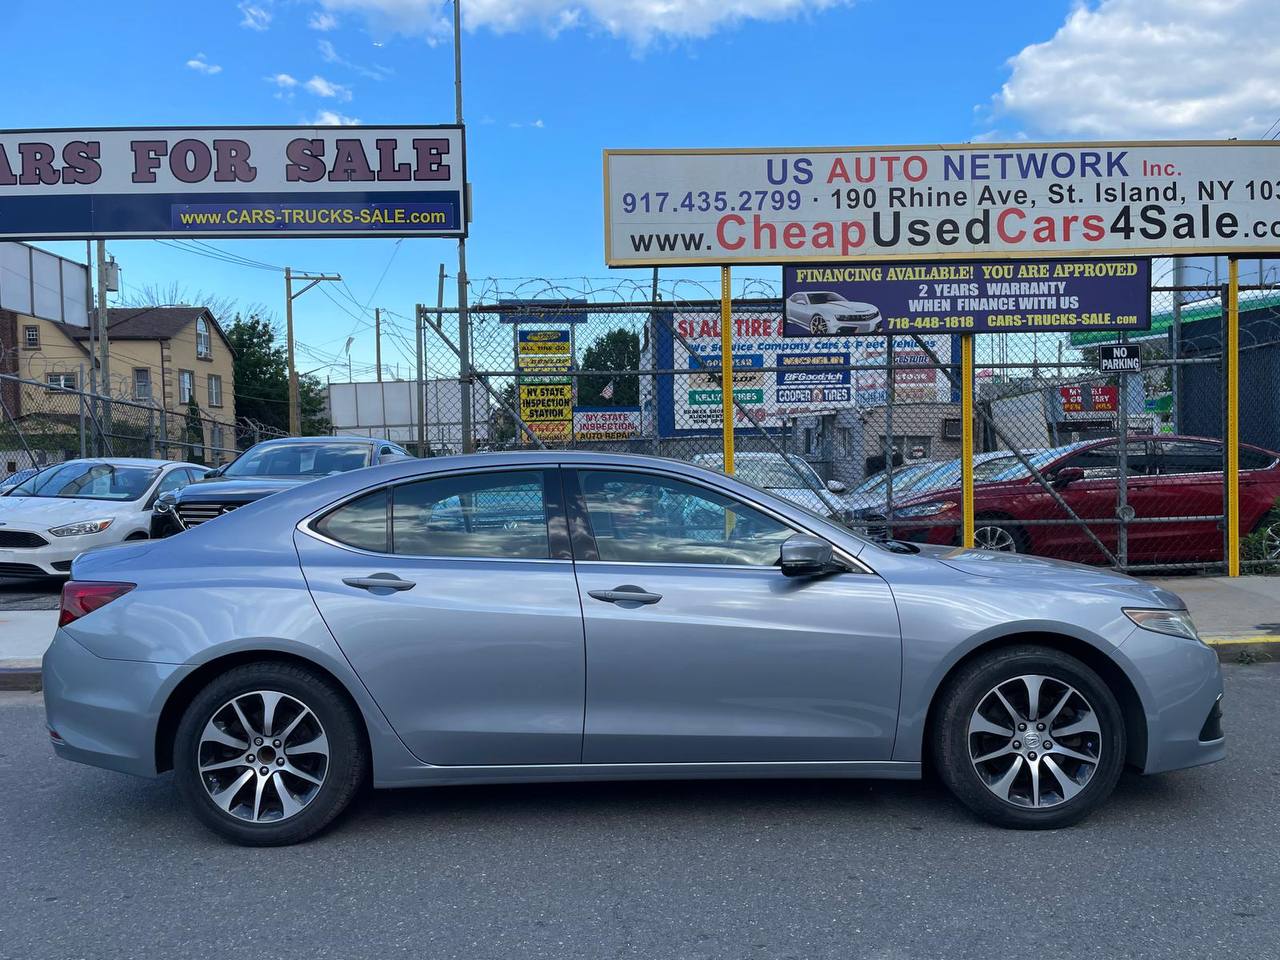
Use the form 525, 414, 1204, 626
810, 315, 828, 334
933, 646, 1126, 829
174, 661, 367, 845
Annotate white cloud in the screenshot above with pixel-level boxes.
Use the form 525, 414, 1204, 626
238, 2, 272, 30
305, 75, 353, 100
265, 72, 298, 88
315, 0, 851, 43
311, 110, 361, 125
317, 38, 393, 79
510, 118, 546, 129
309, 11, 340, 30
989, 0, 1280, 139
186, 53, 223, 75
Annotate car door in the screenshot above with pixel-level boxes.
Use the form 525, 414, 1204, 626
1027, 441, 1148, 563
1150, 439, 1226, 562
296, 467, 585, 766
566, 467, 901, 764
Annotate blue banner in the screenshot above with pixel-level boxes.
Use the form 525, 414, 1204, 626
782, 257, 1151, 336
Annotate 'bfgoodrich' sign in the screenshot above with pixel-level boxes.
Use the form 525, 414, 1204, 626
0, 126, 466, 239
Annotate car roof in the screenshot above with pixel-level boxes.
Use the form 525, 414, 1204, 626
250, 436, 380, 447
42, 457, 203, 469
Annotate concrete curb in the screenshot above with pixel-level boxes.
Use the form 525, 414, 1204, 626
1203, 636, 1280, 663
0, 663, 41, 692
0, 634, 1273, 696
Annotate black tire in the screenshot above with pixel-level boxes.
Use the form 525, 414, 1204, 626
932, 645, 1125, 829
972, 514, 1029, 554
174, 661, 367, 846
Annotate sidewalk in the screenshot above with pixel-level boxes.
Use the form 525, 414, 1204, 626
1148, 576, 1280, 658
0, 576, 1275, 691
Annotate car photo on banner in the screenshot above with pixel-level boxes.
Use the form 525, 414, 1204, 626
784, 291, 882, 335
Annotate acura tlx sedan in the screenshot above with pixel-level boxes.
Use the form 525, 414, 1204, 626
43, 452, 1224, 845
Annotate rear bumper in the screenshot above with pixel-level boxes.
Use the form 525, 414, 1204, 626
42, 629, 188, 778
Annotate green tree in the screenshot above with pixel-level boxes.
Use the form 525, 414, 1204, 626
578, 328, 640, 407
488, 382, 521, 447
224, 313, 330, 437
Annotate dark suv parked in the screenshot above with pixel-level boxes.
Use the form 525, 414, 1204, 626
151, 437, 412, 538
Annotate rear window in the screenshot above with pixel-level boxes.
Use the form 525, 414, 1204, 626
314, 489, 388, 552
1242, 448, 1277, 470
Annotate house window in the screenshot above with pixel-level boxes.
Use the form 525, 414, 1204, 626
133, 368, 152, 401
179, 369, 195, 405
207, 373, 223, 408
23, 325, 39, 349
196, 317, 211, 359
46, 372, 77, 391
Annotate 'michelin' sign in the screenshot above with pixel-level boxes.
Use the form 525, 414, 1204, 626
0, 125, 466, 239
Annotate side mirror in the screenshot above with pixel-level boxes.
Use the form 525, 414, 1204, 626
1053, 466, 1085, 488
780, 533, 835, 578
205, 465, 224, 478
826, 479, 847, 494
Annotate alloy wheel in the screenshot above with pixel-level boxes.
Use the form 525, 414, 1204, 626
1263, 521, 1280, 561
967, 674, 1102, 808
196, 690, 330, 823
811, 317, 828, 334
974, 524, 1018, 552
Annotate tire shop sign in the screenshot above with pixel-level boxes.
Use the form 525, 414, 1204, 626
0, 125, 466, 238
604, 141, 1280, 265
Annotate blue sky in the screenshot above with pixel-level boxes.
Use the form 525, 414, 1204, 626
8, 0, 1275, 379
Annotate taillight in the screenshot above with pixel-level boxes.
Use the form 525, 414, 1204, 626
58, 581, 135, 627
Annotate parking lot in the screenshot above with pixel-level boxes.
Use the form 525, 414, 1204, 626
0, 577, 60, 612
1, 663, 1275, 960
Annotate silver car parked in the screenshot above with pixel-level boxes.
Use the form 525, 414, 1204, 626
43, 452, 1224, 845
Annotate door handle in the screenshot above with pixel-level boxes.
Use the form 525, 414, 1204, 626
588, 585, 662, 605
342, 574, 416, 592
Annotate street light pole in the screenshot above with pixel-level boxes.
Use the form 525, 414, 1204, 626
285, 267, 342, 435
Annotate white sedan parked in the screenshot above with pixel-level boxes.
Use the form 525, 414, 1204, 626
0, 458, 207, 577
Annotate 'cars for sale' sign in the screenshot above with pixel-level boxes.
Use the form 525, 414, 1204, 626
0, 125, 466, 239
604, 142, 1280, 265
781, 257, 1151, 336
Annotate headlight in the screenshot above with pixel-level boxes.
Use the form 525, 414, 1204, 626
1124, 608, 1201, 642
48, 518, 114, 537
892, 500, 957, 518
154, 495, 176, 514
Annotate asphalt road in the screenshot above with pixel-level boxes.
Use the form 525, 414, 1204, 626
1, 665, 1278, 960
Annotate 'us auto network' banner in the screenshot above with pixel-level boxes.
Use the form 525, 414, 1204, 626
604, 141, 1280, 266
0, 125, 466, 239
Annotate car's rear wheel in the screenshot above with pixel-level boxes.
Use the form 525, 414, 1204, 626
174, 661, 366, 846
933, 646, 1125, 829
810, 316, 828, 334
973, 515, 1028, 553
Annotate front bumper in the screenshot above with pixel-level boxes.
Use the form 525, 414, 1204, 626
42, 629, 188, 778
1121, 625, 1226, 774
0, 530, 113, 576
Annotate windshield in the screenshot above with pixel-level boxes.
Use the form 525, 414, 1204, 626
698, 454, 824, 491
223, 441, 372, 478
10, 462, 160, 501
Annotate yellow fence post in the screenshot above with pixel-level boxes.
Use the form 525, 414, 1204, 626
961, 334, 975, 549
720, 265, 735, 476
1227, 258, 1240, 577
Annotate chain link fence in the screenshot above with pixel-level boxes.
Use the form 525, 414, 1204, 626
405, 275, 1280, 576
0, 371, 287, 476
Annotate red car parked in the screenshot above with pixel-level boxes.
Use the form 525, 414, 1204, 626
886, 435, 1280, 566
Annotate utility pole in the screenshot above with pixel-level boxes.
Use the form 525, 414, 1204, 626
284, 267, 342, 435
374, 307, 383, 382
95, 240, 110, 396
453, 0, 473, 453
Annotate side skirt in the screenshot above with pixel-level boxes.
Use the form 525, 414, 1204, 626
374, 760, 922, 789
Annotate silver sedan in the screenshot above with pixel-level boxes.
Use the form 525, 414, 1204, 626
43, 451, 1224, 845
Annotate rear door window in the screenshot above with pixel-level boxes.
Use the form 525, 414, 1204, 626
391, 471, 550, 559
